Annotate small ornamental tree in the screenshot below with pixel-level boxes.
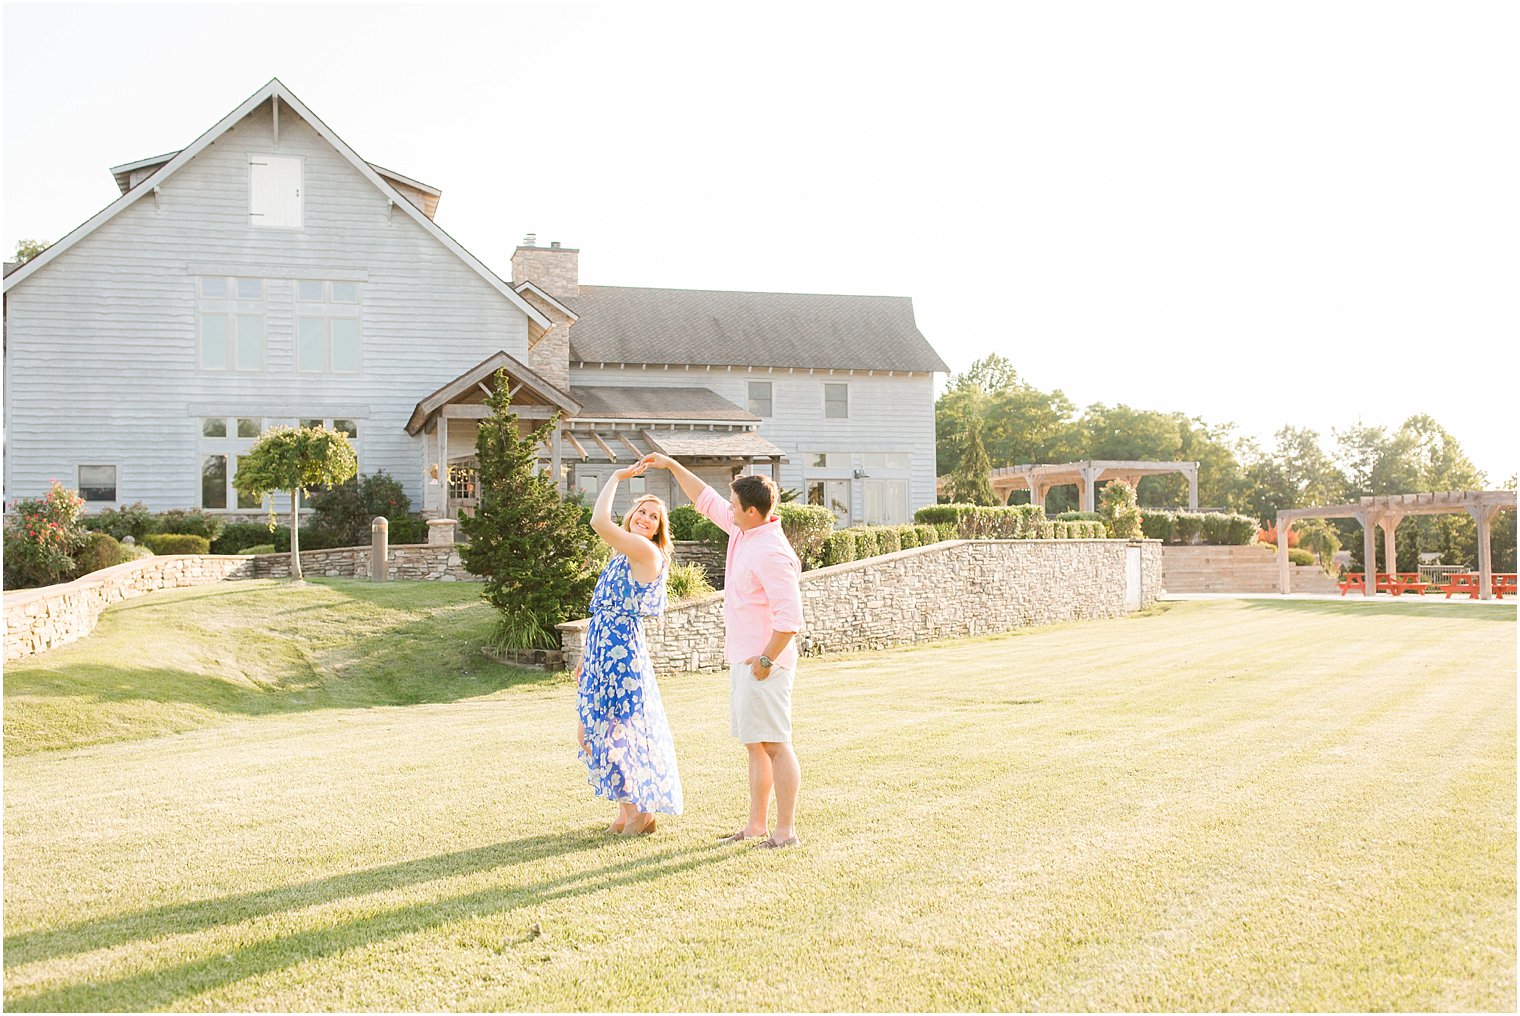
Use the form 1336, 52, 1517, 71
949, 417, 999, 506
1099, 479, 1144, 540
232, 426, 358, 582
459, 372, 596, 649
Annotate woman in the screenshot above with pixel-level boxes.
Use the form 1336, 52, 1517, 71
576, 462, 684, 835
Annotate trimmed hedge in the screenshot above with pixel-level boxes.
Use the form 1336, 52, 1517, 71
776, 503, 835, 570
821, 530, 856, 567
142, 533, 212, 555
913, 502, 1048, 540
1139, 510, 1257, 546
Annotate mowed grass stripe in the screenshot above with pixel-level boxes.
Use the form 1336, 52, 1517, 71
3, 591, 1513, 1010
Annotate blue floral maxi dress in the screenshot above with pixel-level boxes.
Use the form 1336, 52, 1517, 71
577, 552, 684, 814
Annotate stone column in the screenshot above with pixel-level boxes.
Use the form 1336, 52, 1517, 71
427, 519, 458, 545
370, 516, 389, 581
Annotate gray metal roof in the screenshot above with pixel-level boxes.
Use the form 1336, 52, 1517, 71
564, 285, 949, 373
571, 385, 758, 423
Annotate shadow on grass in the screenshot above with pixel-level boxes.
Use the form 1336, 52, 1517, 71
1238, 599, 1517, 621
5, 581, 559, 749
5, 830, 730, 1012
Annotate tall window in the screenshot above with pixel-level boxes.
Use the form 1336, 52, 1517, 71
807, 479, 851, 525
824, 382, 849, 419
198, 277, 265, 372
250, 154, 303, 229
200, 416, 359, 510
748, 380, 773, 417
296, 280, 361, 373
804, 450, 854, 525
864, 479, 909, 525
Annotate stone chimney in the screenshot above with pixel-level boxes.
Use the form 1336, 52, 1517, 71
511, 236, 579, 300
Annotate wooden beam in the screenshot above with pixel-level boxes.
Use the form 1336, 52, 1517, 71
442, 403, 556, 420
564, 431, 589, 460
616, 432, 643, 457
588, 431, 619, 461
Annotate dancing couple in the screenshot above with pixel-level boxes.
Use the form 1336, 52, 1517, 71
574, 453, 804, 849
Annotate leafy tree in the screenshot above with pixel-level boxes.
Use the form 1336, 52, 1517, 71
1099, 479, 1143, 540
13, 239, 49, 264
233, 426, 359, 582
948, 417, 998, 506
308, 470, 427, 547
459, 372, 596, 649
1293, 519, 1342, 572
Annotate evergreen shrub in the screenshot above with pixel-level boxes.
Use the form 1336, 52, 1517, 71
776, 503, 835, 570
155, 509, 223, 542
821, 530, 856, 567
459, 375, 596, 648
143, 534, 212, 555
668, 504, 703, 541
85, 501, 156, 542
76, 532, 130, 575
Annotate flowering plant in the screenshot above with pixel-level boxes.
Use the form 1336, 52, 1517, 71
3, 480, 88, 589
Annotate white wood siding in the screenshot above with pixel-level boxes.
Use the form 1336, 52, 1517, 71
4, 102, 530, 514
570, 366, 938, 520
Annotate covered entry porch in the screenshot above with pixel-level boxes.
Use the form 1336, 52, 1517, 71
406, 350, 582, 520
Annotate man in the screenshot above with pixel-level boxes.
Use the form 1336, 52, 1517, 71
640, 453, 804, 849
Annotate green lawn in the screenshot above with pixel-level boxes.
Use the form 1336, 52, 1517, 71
3, 583, 1515, 1011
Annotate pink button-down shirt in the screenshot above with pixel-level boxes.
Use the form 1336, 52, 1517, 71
696, 485, 805, 668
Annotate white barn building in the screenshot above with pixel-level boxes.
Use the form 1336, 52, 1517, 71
3, 79, 948, 529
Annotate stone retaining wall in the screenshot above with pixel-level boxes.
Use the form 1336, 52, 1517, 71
4, 555, 256, 661
672, 540, 725, 587
247, 544, 475, 581
559, 538, 1161, 674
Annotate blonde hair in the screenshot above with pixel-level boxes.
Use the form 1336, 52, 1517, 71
622, 494, 674, 560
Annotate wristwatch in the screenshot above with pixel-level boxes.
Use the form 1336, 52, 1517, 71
758, 655, 773, 669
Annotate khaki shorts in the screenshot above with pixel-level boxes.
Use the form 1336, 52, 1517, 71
729, 662, 795, 743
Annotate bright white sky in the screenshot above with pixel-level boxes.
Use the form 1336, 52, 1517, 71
4, 0, 1516, 481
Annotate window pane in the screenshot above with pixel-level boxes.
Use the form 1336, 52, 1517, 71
79, 465, 117, 502
200, 277, 227, 298
628, 476, 646, 494
297, 280, 325, 301
237, 418, 261, 438
333, 419, 358, 438
825, 383, 848, 418
202, 418, 227, 438
234, 456, 262, 509
331, 282, 358, 302
302, 419, 324, 430
298, 318, 325, 371
200, 315, 230, 370
236, 315, 264, 370
577, 473, 598, 495
807, 481, 824, 505
887, 452, 910, 469
862, 453, 887, 470
236, 278, 263, 300
202, 455, 228, 509
748, 381, 772, 417
331, 319, 359, 372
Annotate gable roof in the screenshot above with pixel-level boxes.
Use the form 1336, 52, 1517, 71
407, 350, 580, 436
3, 78, 550, 330
562, 285, 949, 373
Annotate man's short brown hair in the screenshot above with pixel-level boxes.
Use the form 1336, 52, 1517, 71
731, 474, 778, 517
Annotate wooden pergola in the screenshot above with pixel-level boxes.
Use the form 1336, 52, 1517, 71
951, 460, 1200, 512
1276, 490, 1517, 599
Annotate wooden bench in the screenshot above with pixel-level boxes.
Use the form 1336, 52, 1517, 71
1337, 571, 1366, 596
1438, 573, 1481, 599
1374, 572, 1397, 594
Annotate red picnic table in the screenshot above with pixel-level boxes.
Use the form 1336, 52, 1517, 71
1337, 572, 1365, 596
1435, 572, 1518, 599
